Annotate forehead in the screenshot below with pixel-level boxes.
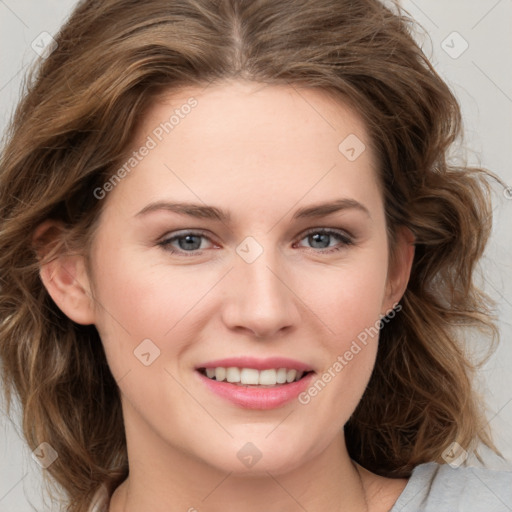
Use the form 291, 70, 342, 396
102, 80, 382, 221
137, 80, 372, 157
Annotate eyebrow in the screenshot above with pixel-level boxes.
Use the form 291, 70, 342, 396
135, 198, 370, 222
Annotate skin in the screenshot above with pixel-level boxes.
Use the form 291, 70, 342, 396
37, 80, 414, 511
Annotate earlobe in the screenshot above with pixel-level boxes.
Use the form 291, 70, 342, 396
34, 221, 95, 325
383, 226, 415, 313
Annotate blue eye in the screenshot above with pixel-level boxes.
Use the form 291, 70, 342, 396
295, 229, 353, 253
158, 231, 213, 255
158, 228, 353, 256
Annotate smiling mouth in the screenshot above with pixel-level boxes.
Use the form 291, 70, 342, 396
197, 367, 314, 387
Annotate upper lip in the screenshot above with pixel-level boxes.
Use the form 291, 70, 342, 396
195, 357, 314, 372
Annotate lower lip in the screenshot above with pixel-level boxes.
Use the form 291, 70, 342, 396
196, 371, 316, 409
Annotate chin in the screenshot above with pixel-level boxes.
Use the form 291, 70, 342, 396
194, 433, 317, 476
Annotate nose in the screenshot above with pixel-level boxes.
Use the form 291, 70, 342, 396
221, 243, 301, 339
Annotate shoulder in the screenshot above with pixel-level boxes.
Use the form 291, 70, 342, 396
391, 461, 512, 512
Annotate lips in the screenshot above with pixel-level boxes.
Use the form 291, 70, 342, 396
194, 356, 314, 372
194, 356, 316, 409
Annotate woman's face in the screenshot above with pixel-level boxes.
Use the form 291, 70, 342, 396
83, 80, 410, 474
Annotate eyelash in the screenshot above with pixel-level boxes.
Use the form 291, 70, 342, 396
158, 228, 354, 257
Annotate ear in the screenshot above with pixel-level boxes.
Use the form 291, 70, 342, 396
382, 225, 415, 314
33, 220, 95, 325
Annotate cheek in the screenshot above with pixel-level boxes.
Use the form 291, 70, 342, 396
303, 253, 388, 344
296, 252, 387, 419
89, 248, 203, 377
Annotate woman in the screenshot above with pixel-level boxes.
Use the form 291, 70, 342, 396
0, 0, 510, 511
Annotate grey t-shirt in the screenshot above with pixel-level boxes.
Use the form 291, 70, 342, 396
390, 461, 512, 511
88, 462, 512, 511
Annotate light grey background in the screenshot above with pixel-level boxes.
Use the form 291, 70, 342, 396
1, 0, 511, 510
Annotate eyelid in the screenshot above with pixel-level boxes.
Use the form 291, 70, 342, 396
158, 227, 353, 244
157, 229, 218, 254
158, 228, 211, 243
298, 226, 354, 242
293, 227, 355, 252
158, 226, 355, 256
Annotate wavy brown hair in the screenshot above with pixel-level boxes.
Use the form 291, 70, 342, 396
0, 0, 502, 510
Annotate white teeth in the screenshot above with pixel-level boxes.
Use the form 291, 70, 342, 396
201, 367, 309, 385
286, 369, 297, 383
240, 368, 260, 385
226, 367, 240, 383
258, 369, 277, 385
276, 368, 287, 384
215, 367, 226, 381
